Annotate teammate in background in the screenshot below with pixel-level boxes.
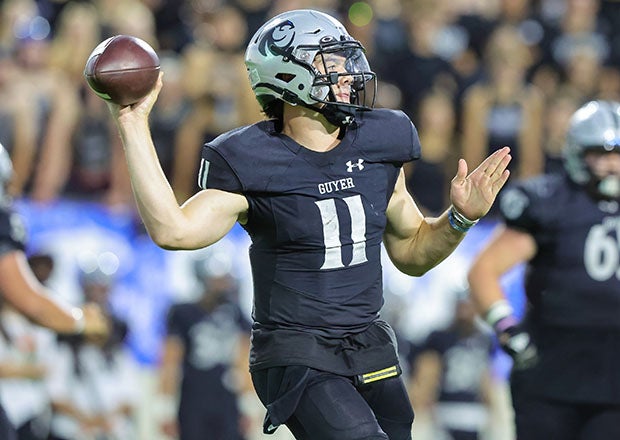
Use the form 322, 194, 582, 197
409, 291, 494, 440
47, 264, 138, 440
468, 100, 620, 440
0, 299, 55, 440
105, 9, 510, 440
157, 240, 251, 440
0, 253, 59, 440
0, 143, 108, 440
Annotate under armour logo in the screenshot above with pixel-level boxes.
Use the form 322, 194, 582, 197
346, 159, 364, 172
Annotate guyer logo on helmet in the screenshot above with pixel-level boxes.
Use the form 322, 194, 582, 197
258, 20, 296, 57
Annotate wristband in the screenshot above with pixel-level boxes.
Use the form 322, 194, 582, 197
448, 206, 478, 233
71, 307, 86, 334
154, 395, 177, 418
484, 299, 515, 330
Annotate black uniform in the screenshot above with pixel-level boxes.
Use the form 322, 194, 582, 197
499, 171, 620, 440
166, 300, 251, 440
199, 109, 420, 440
0, 204, 26, 440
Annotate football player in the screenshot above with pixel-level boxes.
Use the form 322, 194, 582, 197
468, 100, 620, 439
105, 9, 510, 440
157, 240, 251, 440
0, 143, 109, 439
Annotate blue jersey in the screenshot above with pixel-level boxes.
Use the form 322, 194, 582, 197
198, 109, 420, 374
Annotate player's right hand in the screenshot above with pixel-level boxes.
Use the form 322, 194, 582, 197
495, 317, 538, 370
81, 303, 110, 340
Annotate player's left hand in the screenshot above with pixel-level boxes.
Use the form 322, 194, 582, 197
450, 147, 512, 220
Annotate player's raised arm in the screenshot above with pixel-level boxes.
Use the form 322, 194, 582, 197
384, 147, 511, 276
106, 74, 248, 250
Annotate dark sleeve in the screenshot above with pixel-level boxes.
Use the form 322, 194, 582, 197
406, 115, 422, 163
235, 306, 252, 333
197, 145, 243, 193
498, 184, 538, 232
0, 210, 26, 258
421, 330, 449, 355
165, 305, 183, 339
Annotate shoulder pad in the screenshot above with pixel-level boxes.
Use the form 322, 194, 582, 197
205, 121, 296, 192
352, 109, 421, 163
499, 174, 565, 229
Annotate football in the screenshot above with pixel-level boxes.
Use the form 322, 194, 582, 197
84, 35, 160, 106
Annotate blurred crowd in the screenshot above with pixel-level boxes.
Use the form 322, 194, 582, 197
0, 0, 619, 439
2, 0, 620, 211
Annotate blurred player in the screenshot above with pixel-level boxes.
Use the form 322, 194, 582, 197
468, 100, 620, 440
0, 143, 108, 439
47, 263, 138, 440
158, 240, 251, 440
410, 291, 493, 440
105, 9, 510, 439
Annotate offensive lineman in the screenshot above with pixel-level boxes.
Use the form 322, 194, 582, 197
468, 100, 620, 439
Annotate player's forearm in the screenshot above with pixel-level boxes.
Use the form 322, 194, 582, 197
0, 253, 83, 334
116, 118, 187, 247
467, 260, 507, 316
385, 210, 466, 276
23, 293, 84, 334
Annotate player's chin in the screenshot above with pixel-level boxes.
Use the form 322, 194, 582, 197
335, 95, 350, 103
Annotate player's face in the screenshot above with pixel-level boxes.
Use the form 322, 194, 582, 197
584, 151, 620, 179
313, 53, 352, 103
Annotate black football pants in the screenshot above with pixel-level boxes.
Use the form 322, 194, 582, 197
253, 366, 414, 440
512, 390, 620, 440
0, 404, 16, 440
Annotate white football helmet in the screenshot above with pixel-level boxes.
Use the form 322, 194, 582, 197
564, 100, 620, 199
245, 9, 376, 125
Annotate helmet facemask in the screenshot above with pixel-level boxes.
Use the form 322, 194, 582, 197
302, 40, 376, 109
582, 146, 620, 199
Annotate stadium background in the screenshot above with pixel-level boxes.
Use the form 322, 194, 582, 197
2, 0, 613, 438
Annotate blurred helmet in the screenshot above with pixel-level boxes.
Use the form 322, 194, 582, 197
192, 239, 237, 285
564, 100, 620, 199
0, 143, 13, 202
245, 9, 376, 126
77, 251, 119, 288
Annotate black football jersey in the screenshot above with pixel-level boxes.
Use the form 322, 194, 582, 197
0, 204, 26, 257
499, 172, 620, 329
422, 328, 493, 404
166, 300, 251, 397
198, 109, 420, 373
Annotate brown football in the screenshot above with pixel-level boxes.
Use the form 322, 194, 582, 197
84, 35, 160, 106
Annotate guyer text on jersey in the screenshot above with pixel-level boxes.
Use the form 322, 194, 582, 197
318, 178, 356, 195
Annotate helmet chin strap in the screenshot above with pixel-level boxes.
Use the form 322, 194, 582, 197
298, 87, 359, 127
291, 97, 357, 127
317, 103, 357, 126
